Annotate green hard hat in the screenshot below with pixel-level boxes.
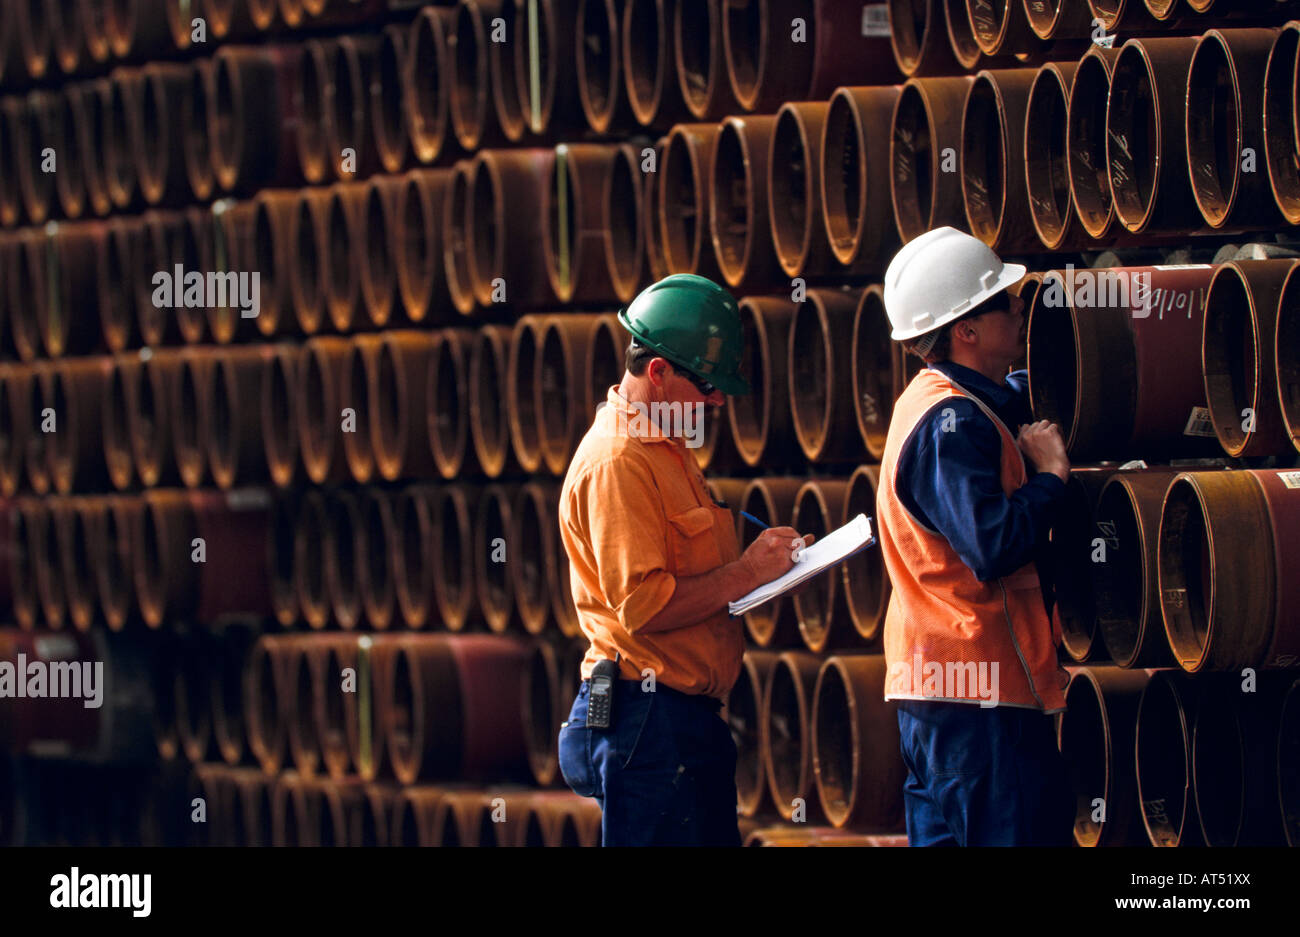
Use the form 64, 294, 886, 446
617, 274, 750, 396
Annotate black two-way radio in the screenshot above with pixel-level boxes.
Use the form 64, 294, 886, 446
588, 659, 619, 729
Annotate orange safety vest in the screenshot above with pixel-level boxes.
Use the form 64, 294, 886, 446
876, 367, 1067, 712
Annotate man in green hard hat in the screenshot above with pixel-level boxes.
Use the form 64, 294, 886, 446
555, 273, 813, 846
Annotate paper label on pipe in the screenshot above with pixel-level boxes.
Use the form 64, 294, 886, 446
862, 4, 890, 37
1278, 471, 1300, 489
1183, 406, 1218, 438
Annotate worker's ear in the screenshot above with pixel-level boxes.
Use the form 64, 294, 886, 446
952, 319, 979, 346
646, 357, 671, 386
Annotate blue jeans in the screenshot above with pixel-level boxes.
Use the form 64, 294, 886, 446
557, 678, 741, 846
896, 700, 1075, 846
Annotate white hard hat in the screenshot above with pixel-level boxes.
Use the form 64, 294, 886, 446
883, 226, 1027, 342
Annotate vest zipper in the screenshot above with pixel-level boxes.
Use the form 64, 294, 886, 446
1000, 580, 1045, 710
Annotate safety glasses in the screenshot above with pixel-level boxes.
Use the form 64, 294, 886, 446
677, 367, 716, 397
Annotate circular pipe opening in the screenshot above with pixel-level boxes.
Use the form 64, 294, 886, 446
396, 492, 431, 623
470, 160, 500, 293
578, 0, 617, 127
766, 659, 804, 806
661, 130, 703, 271
512, 324, 540, 460
452, 5, 485, 144
606, 148, 642, 294
1158, 478, 1214, 665
961, 75, 1005, 242
376, 31, 406, 161
624, 0, 665, 123
479, 491, 511, 624
294, 651, 317, 758
588, 319, 623, 414
1186, 35, 1239, 227
1058, 673, 1107, 846
944, 0, 981, 69
891, 83, 934, 239
1202, 268, 1255, 455
428, 337, 465, 475
1026, 274, 1079, 436
365, 186, 392, 307
399, 180, 431, 302
326, 194, 355, 319
769, 108, 811, 268
329, 496, 360, 617
1025, 66, 1073, 247
472, 332, 506, 467
729, 302, 767, 461
437, 490, 469, 618
814, 663, 852, 822
1093, 480, 1146, 664
823, 91, 864, 261
297, 496, 328, 619
789, 301, 829, 456
712, 121, 751, 282
1265, 27, 1300, 220
791, 486, 831, 641
409, 11, 448, 160
1135, 676, 1193, 846
388, 648, 414, 760
1107, 44, 1160, 230
363, 494, 392, 617
842, 469, 885, 641
539, 326, 571, 463
1068, 53, 1116, 238
332, 43, 360, 156
295, 199, 321, 322
722, 0, 762, 106
322, 643, 347, 759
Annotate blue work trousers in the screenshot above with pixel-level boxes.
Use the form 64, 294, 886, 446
558, 678, 741, 846
896, 699, 1075, 846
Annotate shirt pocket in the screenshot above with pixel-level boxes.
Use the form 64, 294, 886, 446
667, 505, 724, 577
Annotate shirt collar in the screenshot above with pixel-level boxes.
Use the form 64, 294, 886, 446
602, 386, 678, 445
927, 361, 1018, 410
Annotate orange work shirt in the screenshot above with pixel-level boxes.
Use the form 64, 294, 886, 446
558, 386, 744, 700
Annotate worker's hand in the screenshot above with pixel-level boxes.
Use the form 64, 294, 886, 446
788, 533, 820, 596
1017, 420, 1070, 483
739, 527, 814, 587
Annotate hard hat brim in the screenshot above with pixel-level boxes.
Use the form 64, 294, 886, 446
888, 262, 1028, 342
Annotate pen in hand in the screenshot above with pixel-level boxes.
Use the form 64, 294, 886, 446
740, 511, 806, 562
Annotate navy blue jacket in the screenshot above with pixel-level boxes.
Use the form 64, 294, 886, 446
894, 361, 1065, 588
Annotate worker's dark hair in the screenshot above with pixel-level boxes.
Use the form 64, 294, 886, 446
901, 289, 1015, 364
625, 339, 659, 375
902, 324, 953, 364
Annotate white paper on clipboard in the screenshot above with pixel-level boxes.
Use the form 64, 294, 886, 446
729, 514, 876, 616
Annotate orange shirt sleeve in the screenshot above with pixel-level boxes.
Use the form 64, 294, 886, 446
562, 453, 677, 636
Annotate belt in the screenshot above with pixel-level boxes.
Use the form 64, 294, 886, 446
580, 677, 723, 713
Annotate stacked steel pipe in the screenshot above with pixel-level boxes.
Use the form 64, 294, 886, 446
2, 0, 1299, 850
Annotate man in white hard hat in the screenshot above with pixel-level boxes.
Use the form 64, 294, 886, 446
876, 226, 1075, 846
